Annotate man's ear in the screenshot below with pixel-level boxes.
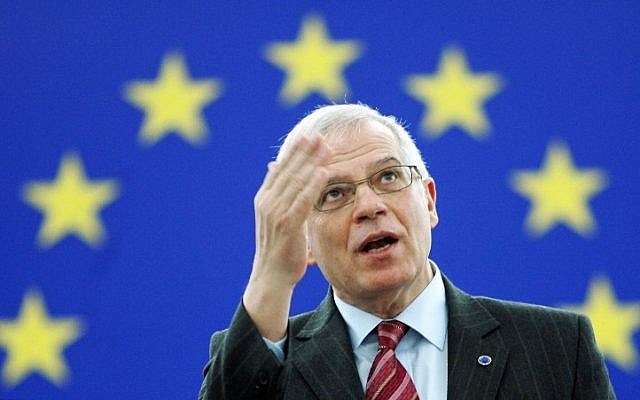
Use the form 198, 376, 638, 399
423, 177, 439, 229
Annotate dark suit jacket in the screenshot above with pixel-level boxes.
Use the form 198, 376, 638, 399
199, 276, 615, 399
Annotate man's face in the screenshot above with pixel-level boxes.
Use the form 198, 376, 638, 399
306, 120, 438, 311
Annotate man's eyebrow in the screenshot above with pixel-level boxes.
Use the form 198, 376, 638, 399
373, 156, 401, 168
325, 156, 402, 185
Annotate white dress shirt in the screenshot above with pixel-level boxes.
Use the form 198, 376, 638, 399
334, 261, 448, 400
264, 261, 448, 399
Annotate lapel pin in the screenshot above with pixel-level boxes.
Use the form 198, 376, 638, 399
477, 355, 492, 366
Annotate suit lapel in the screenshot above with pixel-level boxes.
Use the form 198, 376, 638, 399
288, 277, 510, 399
290, 292, 363, 399
444, 276, 508, 399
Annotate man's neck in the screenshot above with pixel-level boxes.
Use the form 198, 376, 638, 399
335, 263, 434, 319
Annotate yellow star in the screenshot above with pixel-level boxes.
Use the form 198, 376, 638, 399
510, 142, 607, 237
22, 152, 119, 248
265, 15, 362, 105
405, 47, 502, 139
124, 53, 222, 145
562, 277, 640, 371
0, 290, 83, 387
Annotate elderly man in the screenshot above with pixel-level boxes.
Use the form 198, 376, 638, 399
199, 104, 615, 399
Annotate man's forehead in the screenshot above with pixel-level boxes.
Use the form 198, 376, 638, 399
324, 123, 401, 171
324, 120, 400, 154
367, 156, 402, 169
325, 156, 402, 182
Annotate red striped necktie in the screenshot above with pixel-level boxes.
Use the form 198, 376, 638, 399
365, 320, 419, 400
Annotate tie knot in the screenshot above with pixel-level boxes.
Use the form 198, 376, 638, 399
376, 320, 408, 350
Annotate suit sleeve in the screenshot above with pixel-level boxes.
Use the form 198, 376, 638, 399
198, 301, 284, 400
573, 314, 616, 399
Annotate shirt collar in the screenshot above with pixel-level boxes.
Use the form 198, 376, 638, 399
333, 260, 448, 351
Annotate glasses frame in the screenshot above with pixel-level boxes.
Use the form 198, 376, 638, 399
314, 165, 422, 212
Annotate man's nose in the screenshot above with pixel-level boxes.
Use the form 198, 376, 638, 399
352, 183, 387, 222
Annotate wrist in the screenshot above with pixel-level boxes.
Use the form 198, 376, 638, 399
243, 277, 294, 341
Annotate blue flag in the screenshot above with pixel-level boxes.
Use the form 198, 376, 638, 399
1, 2, 638, 398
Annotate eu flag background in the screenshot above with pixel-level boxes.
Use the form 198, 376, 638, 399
1, 2, 638, 398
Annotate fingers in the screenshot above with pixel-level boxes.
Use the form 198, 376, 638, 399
276, 131, 325, 168
258, 133, 332, 216
250, 133, 332, 293
287, 165, 330, 217
284, 138, 330, 212
262, 133, 329, 192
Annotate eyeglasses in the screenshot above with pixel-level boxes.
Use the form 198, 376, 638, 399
314, 165, 421, 212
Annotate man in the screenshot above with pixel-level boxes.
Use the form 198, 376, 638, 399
199, 104, 615, 399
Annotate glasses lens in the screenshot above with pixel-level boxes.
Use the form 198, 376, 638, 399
317, 183, 354, 211
371, 166, 412, 193
316, 166, 416, 212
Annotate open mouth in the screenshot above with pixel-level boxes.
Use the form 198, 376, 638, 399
359, 236, 399, 254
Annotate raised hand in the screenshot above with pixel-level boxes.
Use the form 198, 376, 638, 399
243, 132, 332, 341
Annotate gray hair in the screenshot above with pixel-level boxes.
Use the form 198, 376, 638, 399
276, 104, 429, 178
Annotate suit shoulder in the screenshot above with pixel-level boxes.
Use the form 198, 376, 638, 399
474, 295, 584, 331
288, 310, 316, 333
